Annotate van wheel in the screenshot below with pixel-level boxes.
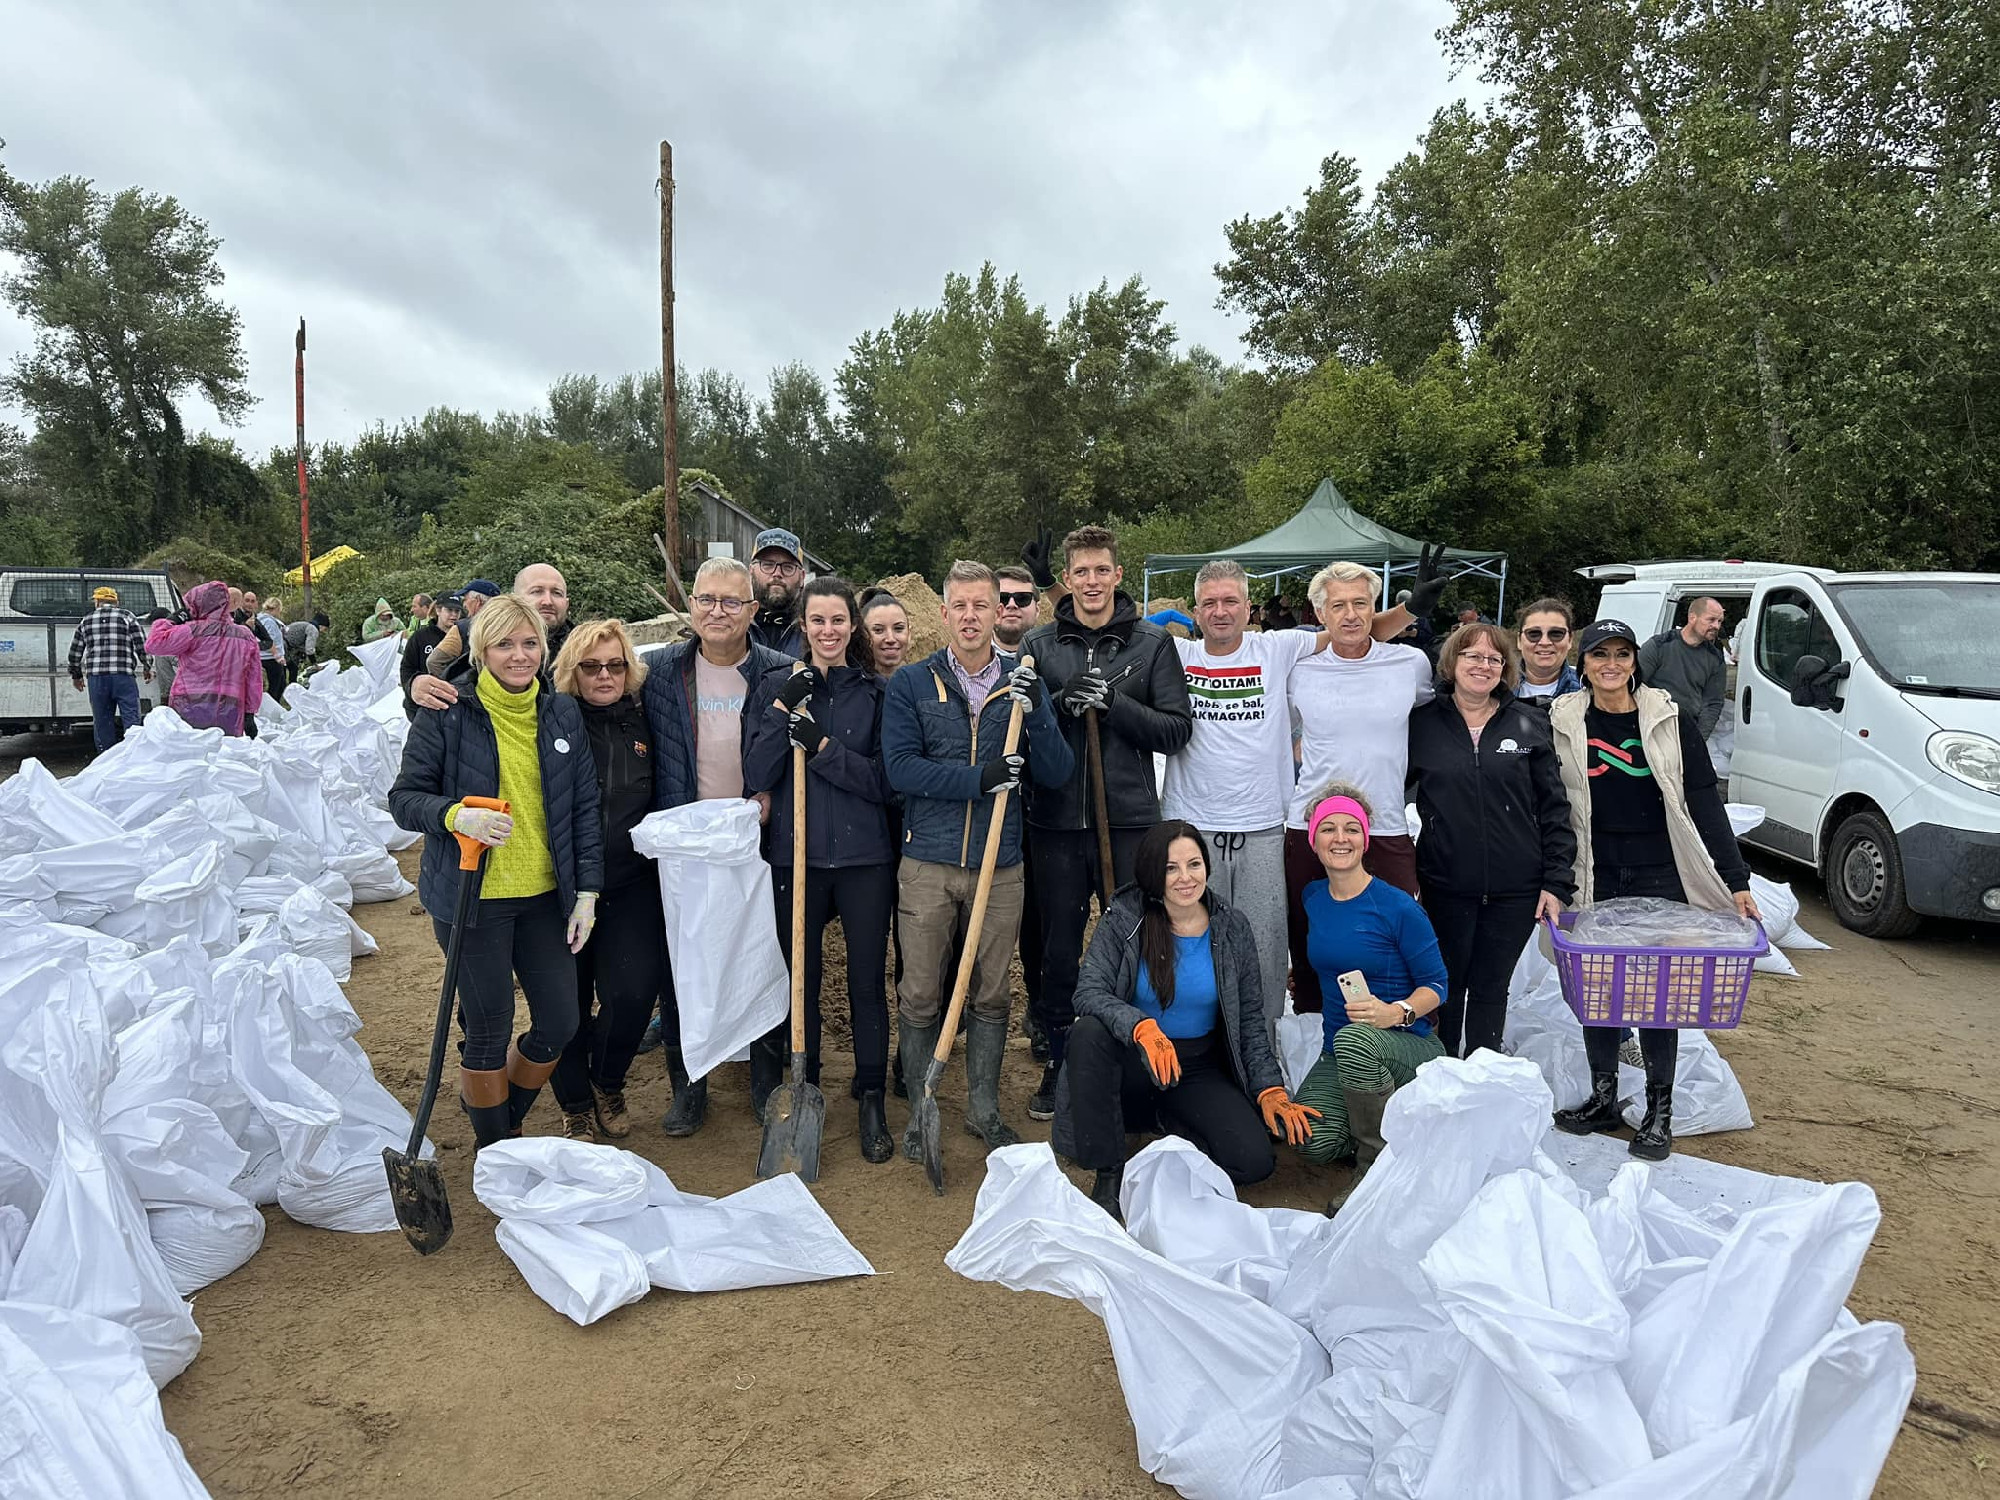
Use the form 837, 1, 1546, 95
1824, 809, 1922, 939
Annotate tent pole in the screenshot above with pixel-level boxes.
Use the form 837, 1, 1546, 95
1497, 559, 1508, 623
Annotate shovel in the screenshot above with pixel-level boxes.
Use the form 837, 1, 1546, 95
383, 793, 508, 1255
757, 740, 825, 1181
917, 657, 1033, 1194
1084, 705, 1115, 906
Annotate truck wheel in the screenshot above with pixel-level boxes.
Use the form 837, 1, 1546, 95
1824, 808, 1922, 939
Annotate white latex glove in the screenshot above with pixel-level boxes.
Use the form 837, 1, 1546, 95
453, 805, 512, 846
567, 892, 598, 953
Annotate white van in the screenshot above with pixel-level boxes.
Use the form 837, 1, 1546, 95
1585, 563, 2000, 936
0, 567, 181, 737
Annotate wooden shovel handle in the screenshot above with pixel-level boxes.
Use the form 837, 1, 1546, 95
933, 657, 1033, 1064
791, 742, 808, 1056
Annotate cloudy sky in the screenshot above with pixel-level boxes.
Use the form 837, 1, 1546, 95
1, 1, 1474, 457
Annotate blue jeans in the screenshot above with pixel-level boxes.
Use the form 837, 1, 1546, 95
86, 673, 143, 753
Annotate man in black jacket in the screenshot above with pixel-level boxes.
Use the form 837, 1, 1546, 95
748, 527, 808, 659
1020, 525, 1194, 1119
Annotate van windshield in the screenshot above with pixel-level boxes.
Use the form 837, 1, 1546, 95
1829, 580, 2000, 695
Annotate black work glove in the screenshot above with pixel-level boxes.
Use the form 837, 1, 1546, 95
1059, 671, 1112, 717
1020, 524, 1057, 590
774, 667, 819, 712
786, 707, 827, 757
1406, 541, 1450, 618
978, 753, 1025, 794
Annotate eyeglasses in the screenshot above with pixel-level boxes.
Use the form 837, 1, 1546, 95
692, 595, 751, 615
1460, 652, 1506, 669
1521, 627, 1569, 643
997, 591, 1036, 608
752, 559, 803, 578
577, 658, 628, 676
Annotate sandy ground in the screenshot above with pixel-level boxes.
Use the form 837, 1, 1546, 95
0, 794, 1979, 1497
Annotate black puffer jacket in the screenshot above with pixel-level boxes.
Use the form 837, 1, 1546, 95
1021, 593, 1192, 831
1049, 887, 1282, 1160
579, 693, 654, 892
389, 681, 604, 924
1407, 691, 1577, 902
742, 664, 896, 868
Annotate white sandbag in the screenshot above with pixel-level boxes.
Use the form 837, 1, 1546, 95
595, 1172, 876, 1294
345, 632, 405, 698
1726, 803, 1766, 838
0, 1205, 26, 1283
1119, 1137, 1329, 1304
95, 841, 237, 954
0, 757, 124, 851
947, 1144, 1327, 1500
633, 801, 789, 1079
328, 844, 414, 903
0, 1303, 212, 1500
1749, 874, 1831, 952
494, 1217, 652, 1327
1277, 1010, 1322, 1097
473, 1138, 655, 1224
273, 882, 359, 979
1620, 1030, 1754, 1135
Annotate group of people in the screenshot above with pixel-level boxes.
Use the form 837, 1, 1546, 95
376, 521, 1762, 1220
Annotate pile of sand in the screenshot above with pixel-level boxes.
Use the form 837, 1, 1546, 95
626, 612, 692, 648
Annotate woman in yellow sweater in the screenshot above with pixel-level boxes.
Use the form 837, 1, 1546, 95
391, 593, 605, 1147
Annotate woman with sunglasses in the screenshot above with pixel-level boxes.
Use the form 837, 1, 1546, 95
744, 576, 899, 1162
1407, 623, 1576, 1058
1549, 619, 1759, 1160
539, 620, 663, 1142
1513, 598, 1584, 708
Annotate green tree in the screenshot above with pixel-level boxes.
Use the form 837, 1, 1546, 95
1214, 154, 1374, 372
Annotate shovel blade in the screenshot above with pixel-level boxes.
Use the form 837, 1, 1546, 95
916, 1057, 948, 1195
382, 1147, 452, 1256
756, 1078, 826, 1184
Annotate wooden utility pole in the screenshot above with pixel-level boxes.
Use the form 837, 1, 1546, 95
296, 319, 312, 614
658, 141, 687, 608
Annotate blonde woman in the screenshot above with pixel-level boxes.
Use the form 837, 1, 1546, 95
389, 593, 603, 1148
541, 619, 664, 1142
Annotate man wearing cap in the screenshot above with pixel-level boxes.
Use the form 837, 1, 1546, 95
748, 528, 808, 659
69, 586, 151, 754
423, 577, 498, 674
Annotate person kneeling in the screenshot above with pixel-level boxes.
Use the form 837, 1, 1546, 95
1291, 783, 1448, 1211
1051, 820, 1318, 1223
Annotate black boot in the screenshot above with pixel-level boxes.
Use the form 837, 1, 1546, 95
505, 1041, 557, 1135
962, 1015, 1020, 1149
460, 1066, 511, 1151
659, 1048, 707, 1137
1630, 1079, 1674, 1161
1027, 1061, 1061, 1122
1089, 1167, 1124, 1224
858, 1090, 893, 1164
898, 1017, 941, 1162
890, 1038, 907, 1099
1553, 1070, 1623, 1136
749, 1031, 786, 1124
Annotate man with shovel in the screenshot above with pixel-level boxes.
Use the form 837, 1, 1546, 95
1020, 526, 1193, 1122
882, 559, 1073, 1158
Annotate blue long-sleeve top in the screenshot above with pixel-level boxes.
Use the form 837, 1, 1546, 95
1303, 877, 1449, 1050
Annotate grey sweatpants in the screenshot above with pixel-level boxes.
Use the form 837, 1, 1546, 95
1199, 825, 1289, 1035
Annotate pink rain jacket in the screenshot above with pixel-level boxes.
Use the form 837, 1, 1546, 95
145, 581, 265, 736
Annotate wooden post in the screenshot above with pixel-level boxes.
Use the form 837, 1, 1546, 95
295, 319, 312, 614
658, 141, 687, 609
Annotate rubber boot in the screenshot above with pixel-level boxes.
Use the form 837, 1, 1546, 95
1324, 1086, 1391, 1216
506, 1040, 558, 1135
1629, 1079, 1675, 1161
890, 1037, 907, 1099
858, 1090, 893, 1164
961, 1015, 1020, 1149
1089, 1167, 1124, 1224
459, 1066, 511, 1151
1553, 1070, 1623, 1136
899, 1016, 941, 1162
749, 1029, 786, 1125
659, 1048, 707, 1137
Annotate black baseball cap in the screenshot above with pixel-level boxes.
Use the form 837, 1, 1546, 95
1575, 619, 1639, 657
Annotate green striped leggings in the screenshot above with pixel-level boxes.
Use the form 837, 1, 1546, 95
1293, 1024, 1446, 1164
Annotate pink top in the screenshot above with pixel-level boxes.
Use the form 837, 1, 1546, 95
145, 581, 265, 735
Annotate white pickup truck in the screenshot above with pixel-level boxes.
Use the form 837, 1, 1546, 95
0, 567, 181, 737
1585, 561, 2000, 936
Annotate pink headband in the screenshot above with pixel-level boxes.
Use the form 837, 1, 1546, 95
1308, 796, 1371, 849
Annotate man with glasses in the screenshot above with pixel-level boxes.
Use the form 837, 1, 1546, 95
1514, 598, 1583, 708
748, 527, 808, 659
640, 556, 794, 1135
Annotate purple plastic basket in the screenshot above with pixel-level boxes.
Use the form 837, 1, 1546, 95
1544, 913, 1767, 1030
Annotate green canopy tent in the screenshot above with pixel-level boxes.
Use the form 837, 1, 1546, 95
1142, 477, 1509, 617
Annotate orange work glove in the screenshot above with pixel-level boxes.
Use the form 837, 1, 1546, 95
1131, 1018, 1181, 1088
1259, 1086, 1321, 1147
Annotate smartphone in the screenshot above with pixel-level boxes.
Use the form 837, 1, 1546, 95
1336, 970, 1372, 1007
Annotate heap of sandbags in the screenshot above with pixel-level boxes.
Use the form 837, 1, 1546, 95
0, 638, 430, 1496
948, 1054, 1914, 1500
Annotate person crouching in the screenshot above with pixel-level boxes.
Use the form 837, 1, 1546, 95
389, 592, 604, 1147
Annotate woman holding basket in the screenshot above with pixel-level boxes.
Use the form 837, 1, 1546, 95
1549, 619, 1759, 1160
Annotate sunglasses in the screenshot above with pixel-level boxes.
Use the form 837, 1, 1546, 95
578, 658, 629, 676
998, 591, 1036, 608
1521, 627, 1569, 643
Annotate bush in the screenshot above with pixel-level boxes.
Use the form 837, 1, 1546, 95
134, 537, 287, 599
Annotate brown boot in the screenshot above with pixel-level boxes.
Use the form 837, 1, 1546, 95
459, 1066, 511, 1150
591, 1082, 631, 1139
506, 1041, 559, 1134
559, 1108, 598, 1143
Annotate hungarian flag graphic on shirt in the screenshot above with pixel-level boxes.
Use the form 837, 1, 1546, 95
1185, 663, 1268, 723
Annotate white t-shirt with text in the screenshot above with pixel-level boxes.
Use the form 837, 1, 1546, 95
1162, 631, 1320, 832
1287, 641, 1434, 836
694, 652, 749, 802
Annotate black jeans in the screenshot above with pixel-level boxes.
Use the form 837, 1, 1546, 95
1063, 1015, 1274, 1185
1423, 889, 1540, 1058
1583, 859, 1685, 1080
760, 862, 896, 1093
1031, 825, 1148, 1063
551, 880, 667, 1112
435, 892, 578, 1071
